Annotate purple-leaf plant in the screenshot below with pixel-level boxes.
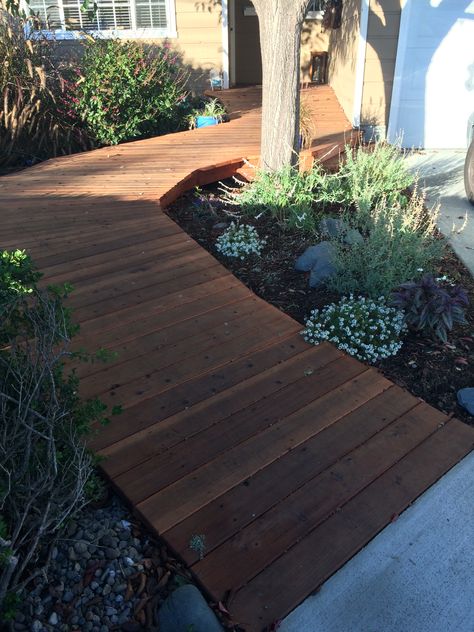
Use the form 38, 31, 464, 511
391, 274, 468, 343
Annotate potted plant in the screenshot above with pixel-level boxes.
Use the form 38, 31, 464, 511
188, 98, 227, 129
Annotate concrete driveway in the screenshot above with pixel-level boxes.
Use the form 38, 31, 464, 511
404, 150, 474, 275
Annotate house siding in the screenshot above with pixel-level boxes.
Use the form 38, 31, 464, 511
327, 0, 363, 122
361, 0, 402, 137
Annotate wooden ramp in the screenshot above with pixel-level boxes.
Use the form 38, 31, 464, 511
1, 86, 473, 631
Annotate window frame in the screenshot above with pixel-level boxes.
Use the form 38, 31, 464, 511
22, 0, 177, 39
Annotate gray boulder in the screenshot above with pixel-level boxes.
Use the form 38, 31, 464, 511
295, 241, 335, 272
344, 227, 364, 245
319, 217, 346, 239
157, 584, 224, 632
309, 258, 337, 288
295, 241, 337, 288
457, 388, 474, 415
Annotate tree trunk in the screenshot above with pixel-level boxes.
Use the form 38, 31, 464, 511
253, 0, 308, 171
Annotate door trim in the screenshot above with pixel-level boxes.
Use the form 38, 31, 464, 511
221, 0, 230, 88
387, 0, 411, 143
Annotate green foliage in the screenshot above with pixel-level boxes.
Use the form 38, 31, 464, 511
227, 166, 328, 232
328, 142, 414, 209
391, 275, 468, 343
327, 192, 444, 298
0, 249, 40, 301
68, 39, 190, 145
0, 13, 91, 167
303, 295, 406, 364
0, 249, 117, 613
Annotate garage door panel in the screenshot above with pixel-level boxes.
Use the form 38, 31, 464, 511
389, 1, 474, 149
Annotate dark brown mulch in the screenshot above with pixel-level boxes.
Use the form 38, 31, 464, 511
166, 182, 474, 427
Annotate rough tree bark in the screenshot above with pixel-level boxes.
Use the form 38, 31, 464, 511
252, 0, 309, 171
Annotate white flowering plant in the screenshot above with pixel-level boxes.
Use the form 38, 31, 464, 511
215, 222, 266, 259
302, 295, 406, 364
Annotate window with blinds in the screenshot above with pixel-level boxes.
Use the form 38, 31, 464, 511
27, 0, 172, 34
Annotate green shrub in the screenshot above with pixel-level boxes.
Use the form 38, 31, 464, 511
68, 39, 190, 145
0, 250, 114, 615
303, 295, 406, 364
0, 13, 90, 167
326, 141, 414, 210
327, 191, 444, 298
226, 166, 330, 232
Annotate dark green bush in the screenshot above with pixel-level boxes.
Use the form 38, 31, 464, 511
0, 250, 115, 616
68, 39, 191, 145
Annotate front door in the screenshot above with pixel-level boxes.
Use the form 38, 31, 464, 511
231, 0, 262, 85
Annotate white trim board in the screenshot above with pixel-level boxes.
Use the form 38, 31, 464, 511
352, 0, 370, 128
387, 0, 411, 143
221, 0, 230, 89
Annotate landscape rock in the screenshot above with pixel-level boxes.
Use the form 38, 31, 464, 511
295, 241, 335, 273
319, 217, 346, 239
344, 227, 364, 245
457, 388, 474, 415
13, 495, 203, 632
309, 257, 337, 288
158, 584, 224, 632
295, 241, 337, 288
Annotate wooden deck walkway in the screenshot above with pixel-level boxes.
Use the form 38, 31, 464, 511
1, 86, 473, 631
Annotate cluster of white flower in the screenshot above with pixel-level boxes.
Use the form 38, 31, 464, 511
302, 294, 406, 364
215, 222, 266, 259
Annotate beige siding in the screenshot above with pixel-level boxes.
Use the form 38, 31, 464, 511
327, 0, 362, 122
361, 0, 402, 134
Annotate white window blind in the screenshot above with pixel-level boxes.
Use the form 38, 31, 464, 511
27, 0, 173, 34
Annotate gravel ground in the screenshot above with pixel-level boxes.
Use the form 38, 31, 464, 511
11, 495, 200, 632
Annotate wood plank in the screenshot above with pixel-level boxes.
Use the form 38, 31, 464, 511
193, 402, 445, 597
77, 296, 272, 388
99, 344, 325, 477
163, 384, 416, 565
228, 420, 474, 631
89, 332, 306, 451
4, 85, 472, 632
136, 362, 378, 533
111, 345, 346, 503
88, 312, 298, 409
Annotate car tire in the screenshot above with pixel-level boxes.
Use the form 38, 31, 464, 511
465, 139, 474, 205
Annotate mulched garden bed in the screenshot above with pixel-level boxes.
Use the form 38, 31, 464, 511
167, 181, 474, 427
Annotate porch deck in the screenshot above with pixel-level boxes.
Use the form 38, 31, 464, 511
1, 86, 473, 631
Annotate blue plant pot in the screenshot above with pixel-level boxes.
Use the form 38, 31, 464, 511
196, 116, 219, 128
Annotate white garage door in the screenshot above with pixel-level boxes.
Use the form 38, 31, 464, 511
388, 0, 474, 149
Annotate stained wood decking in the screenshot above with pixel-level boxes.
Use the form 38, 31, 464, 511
1, 86, 473, 631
